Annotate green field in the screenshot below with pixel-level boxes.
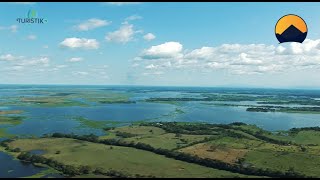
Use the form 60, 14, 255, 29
0, 91, 133, 107
3, 122, 320, 178
0, 116, 24, 126
244, 150, 320, 177
7, 138, 250, 178
107, 125, 213, 150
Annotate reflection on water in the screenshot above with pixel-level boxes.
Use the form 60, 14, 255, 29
158, 102, 320, 131
0, 152, 45, 178
8, 102, 176, 136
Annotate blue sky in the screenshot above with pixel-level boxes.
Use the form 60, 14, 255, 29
1, 2, 320, 88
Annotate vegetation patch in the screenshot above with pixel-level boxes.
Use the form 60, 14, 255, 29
180, 143, 248, 164
4, 138, 249, 178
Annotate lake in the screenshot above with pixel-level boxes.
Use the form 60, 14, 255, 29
1, 85, 320, 177
0, 152, 45, 178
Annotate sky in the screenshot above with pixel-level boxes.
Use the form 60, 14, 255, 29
1, 2, 320, 88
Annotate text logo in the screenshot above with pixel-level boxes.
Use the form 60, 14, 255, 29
17, 9, 48, 24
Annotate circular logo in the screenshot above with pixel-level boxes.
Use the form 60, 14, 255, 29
275, 14, 307, 43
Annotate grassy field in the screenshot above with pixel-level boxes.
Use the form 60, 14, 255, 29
107, 125, 213, 150
0, 110, 23, 115
0, 90, 133, 108
7, 138, 250, 178
20, 97, 87, 107
179, 143, 248, 164
0, 128, 15, 138
3, 122, 320, 178
22, 168, 62, 178
244, 150, 320, 177
0, 116, 24, 126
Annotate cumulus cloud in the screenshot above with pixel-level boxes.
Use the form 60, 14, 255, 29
11, 66, 24, 71
143, 71, 164, 76
145, 64, 158, 70
72, 71, 89, 76
74, 18, 111, 31
10, 25, 18, 33
132, 63, 140, 67
140, 41, 183, 59
56, 65, 68, 68
125, 15, 142, 21
17, 57, 50, 67
105, 24, 137, 43
0, 54, 49, 68
60, 38, 99, 49
136, 39, 320, 75
67, 57, 83, 62
27, 34, 37, 40
0, 54, 23, 61
143, 33, 156, 41
0, 25, 18, 33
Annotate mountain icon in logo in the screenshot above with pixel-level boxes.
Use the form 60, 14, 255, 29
275, 14, 307, 43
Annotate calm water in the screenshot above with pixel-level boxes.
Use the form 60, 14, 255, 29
161, 102, 320, 131
0, 152, 45, 178
8, 102, 175, 136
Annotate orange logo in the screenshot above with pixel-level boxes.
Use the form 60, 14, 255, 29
275, 14, 307, 43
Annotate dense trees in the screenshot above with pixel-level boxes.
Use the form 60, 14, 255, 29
114, 131, 137, 138
246, 107, 276, 112
140, 122, 293, 146
290, 127, 320, 134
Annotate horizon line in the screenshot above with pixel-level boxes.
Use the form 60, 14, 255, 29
1, 83, 320, 90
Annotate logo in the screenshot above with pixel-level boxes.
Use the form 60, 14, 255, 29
16, 9, 48, 24
275, 14, 307, 43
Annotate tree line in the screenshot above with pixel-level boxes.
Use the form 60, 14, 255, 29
49, 133, 309, 178
140, 122, 294, 146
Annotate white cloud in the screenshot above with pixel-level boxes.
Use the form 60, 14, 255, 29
132, 63, 140, 67
74, 18, 111, 31
104, 2, 141, 6
0, 25, 18, 33
56, 65, 68, 68
17, 57, 50, 67
10, 25, 18, 33
60, 38, 99, 49
72, 71, 88, 76
136, 39, 320, 75
140, 41, 183, 59
43, 45, 49, 49
0, 54, 22, 61
125, 15, 142, 21
27, 34, 37, 40
145, 64, 158, 69
143, 71, 164, 76
67, 57, 83, 62
5, 66, 24, 71
105, 24, 136, 43
143, 33, 156, 41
